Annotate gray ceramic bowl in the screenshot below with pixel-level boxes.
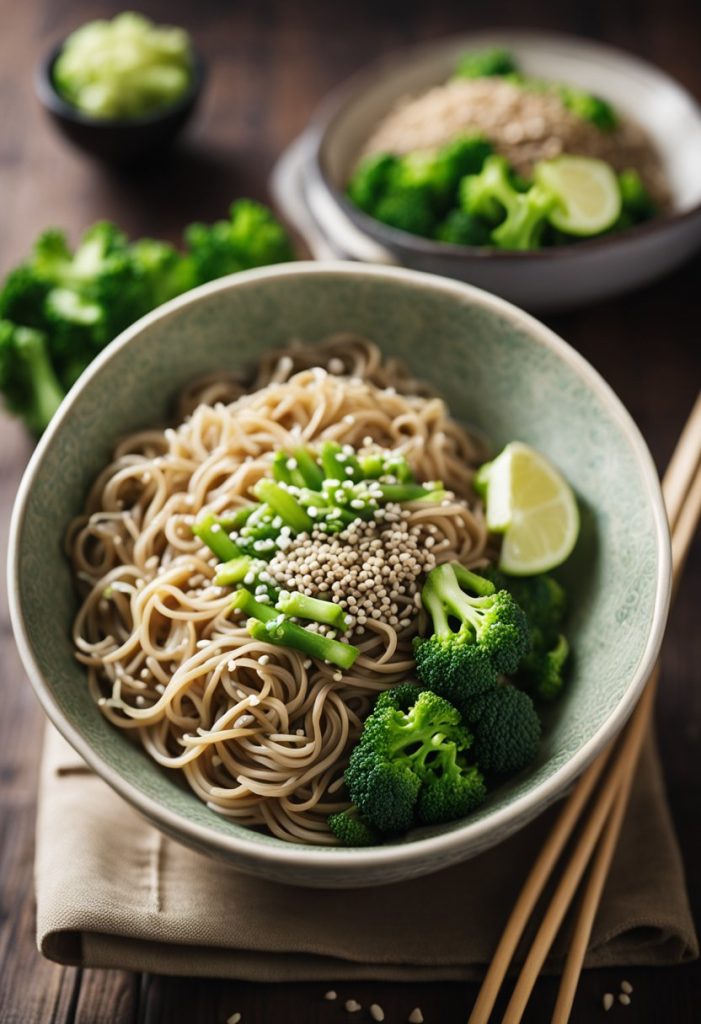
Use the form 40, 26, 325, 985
272, 31, 701, 311
9, 263, 671, 888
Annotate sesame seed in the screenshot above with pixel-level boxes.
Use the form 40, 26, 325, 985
619, 993, 631, 1006
323, 990, 337, 1000
370, 1004, 385, 1022
408, 1010, 424, 1024
227, 1014, 241, 1024
620, 980, 633, 994
602, 993, 614, 1011
259, 655, 270, 666
344, 999, 361, 1013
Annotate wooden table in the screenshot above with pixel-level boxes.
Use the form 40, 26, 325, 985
1, 1, 699, 1021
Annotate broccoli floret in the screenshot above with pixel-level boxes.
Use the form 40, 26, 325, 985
480, 568, 570, 702
345, 688, 486, 833
558, 86, 617, 131
415, 562, 529, 691
519, 633, 569, 702
435, 209, 491, 246
347, 153, 400, 213
0, 266, 50, 329
461, 156, 555, 250
390, 137, 493, 213
618, 169, 656, 224
0, 321, 65, 435
185, 199, 294, 283
373, 188, 437, 237
129, 239, 197, 309
464, 685, 541, 776
455, 48, 518, 79
327, 806, 379, 847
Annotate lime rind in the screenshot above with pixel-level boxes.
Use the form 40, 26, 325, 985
535, 156, 622, 237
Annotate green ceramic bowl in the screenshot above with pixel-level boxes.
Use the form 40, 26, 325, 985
9, 263, 670, 888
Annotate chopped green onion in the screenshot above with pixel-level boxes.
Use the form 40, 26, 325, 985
214, 555, 255, 587
254, 479, 313, 534
230, 588, 278, 622
293, 447, 325, 490
192, 510, 241, 561
276, 591, 347, 630
247, 618, 360, 670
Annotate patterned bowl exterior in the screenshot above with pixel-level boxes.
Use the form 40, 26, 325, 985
8, 263, 670, 888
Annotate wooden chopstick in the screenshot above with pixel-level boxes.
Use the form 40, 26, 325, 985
550, 461, 701, 1024
467, 390, 701, 1024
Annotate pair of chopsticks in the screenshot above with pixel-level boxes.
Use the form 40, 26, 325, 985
469, 391, 701, 1024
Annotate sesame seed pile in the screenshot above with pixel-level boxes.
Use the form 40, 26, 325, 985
265, 505, 436, 639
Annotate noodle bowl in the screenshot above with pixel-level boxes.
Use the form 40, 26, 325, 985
69, 337, 488, 843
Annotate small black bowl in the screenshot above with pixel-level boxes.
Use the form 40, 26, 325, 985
35, 41, 206, 164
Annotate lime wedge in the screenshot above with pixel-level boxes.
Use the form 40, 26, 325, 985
535, 155, 621, 236
477, 442, 579, 575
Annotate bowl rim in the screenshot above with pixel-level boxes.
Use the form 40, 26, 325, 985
308, 28, 701, 262
34, 39, 206, 128
8, 261, 672, 875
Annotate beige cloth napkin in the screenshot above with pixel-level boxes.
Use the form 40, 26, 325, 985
36, 724, 697, 981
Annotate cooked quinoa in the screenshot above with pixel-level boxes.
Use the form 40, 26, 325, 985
362, 77, 669, 206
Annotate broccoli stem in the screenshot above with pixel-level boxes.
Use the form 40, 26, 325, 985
14, 327, 65, 435
247, 618, 359, 669
423, 563, 491, 637
192, 511, 242, 562
216, 504, 259, 531
272, 450, 295, 486
452, 563, 495, 597
293, 447, 325, 490
276, 590, 347, 630
377, 482, 441, 502
254, 478, 313, 534
320, 440, 362, 483
214, 555, 255, 587
230, 587, 278, 622
359, 453, 385, 478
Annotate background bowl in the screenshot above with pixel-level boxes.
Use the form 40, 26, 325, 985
271, 31, 701, 311
35, 42, 206, 164
9, 262, 670, 887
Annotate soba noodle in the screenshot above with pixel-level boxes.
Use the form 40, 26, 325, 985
69, 336, 489, 843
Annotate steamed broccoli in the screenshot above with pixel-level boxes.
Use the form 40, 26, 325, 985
482, 568, 570, 702
390, 136, 493, 211
414, 563, 530, 707
455, 48, 518, 79
558, 85, 617, 131
373, 188, 436, 236
346, 153, 400, 213
328, 806, 379, 846
617, 169, 656, 225
464, 684, 541, 776
0, 202, 294, 434
461, 155, 555, 250
435, 209, 491, 246
185, 199, 294, 282
345, 684, 486, 834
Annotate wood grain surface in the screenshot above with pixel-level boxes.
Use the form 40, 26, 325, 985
0, 1, 699, 1021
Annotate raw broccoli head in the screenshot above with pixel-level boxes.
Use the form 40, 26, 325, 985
185, 199, 294, 283
418, 562, 530, 682
129, 239, 197, 309
0, 265, 50, 329
435, 209, 491, 246
345, 688, 485, 833
0, 320, 64, 435
465, 685, 541, 777
327, 806, 379, 847
455, 48, 518, 79
347, 153, 400, 213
